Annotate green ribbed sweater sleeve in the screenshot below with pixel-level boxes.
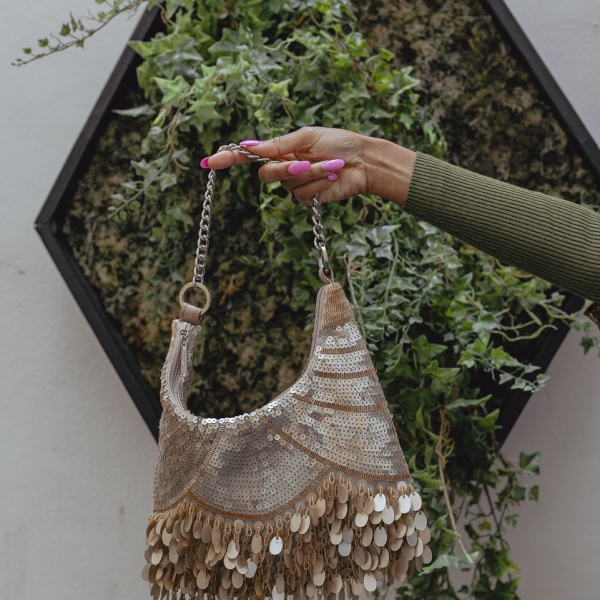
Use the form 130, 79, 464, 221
401, 151, 600, 305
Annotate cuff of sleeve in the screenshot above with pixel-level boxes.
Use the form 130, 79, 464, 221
401, 151, 464, 220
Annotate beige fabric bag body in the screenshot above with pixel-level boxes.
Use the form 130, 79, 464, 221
142, 144, 432, 600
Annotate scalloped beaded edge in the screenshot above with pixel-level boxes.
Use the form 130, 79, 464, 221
143, 470, 432, 600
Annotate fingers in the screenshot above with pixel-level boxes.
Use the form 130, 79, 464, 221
259, 158, 345, 186
290, 176, 338, 206
199, 147, 257, 170
197, 126, 346, 205
199, 127, 318, 169
200, 148, 299, 170
238, 127, 317, 159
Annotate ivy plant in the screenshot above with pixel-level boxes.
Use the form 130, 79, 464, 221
19, 1, 600, 598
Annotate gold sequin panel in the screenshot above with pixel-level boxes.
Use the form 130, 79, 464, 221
154, 282, 411, 518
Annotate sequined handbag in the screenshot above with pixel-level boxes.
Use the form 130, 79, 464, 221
142, 143, 433, 600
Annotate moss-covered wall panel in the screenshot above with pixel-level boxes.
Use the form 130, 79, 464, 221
64, 0, 600, 420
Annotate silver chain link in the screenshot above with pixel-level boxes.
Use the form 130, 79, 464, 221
311, 198, 329, 272
192, 142, 333, 289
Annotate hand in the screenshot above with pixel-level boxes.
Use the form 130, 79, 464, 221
199, 126, 416, 207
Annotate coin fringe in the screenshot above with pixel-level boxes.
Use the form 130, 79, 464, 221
143, 471, 432, 600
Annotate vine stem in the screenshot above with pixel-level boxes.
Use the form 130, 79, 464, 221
345, 257, 368, 343
381, 234, 399, 336
482, 484, 506, 547
436, 410, 474, 564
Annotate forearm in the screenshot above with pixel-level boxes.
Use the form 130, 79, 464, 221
371, 145, 600, 305
365, 138, 416, 207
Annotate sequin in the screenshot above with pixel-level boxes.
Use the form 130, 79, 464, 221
269, 536, 283, 555
374, 526, 388, 547
420, 527, 431, 545
414, 511, 427, 531
363, 573, 377, 592
410, 491, 422, 511
400, 494, 412, 514
374, 493, 386, 512
382, 505, 395, 524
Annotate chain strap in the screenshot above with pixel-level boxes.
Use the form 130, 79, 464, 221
180, 142, 334, 314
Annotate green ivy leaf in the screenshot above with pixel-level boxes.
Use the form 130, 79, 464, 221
446, 394, 492, 410
415, 405, 425, 430
378, 47, 395, 61
412, 335, 447, 363
478, 408, 500, 431
159, 173, 178, 191
519, 451, 540, 475
529, 485, 539, 501
165, 200, 194, 227
478, 519, 492, 531
581, 335, 594, 354
268, 78, 292, 97
128, 40, 156, 59
421, 550, 480, 573
154, 76, 190, 105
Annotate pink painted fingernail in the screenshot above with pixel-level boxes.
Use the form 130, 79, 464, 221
200, 157, 210, 168
239, 139, 261, 146
288, 160, 311, 175
323, 159, 345, 172
327, 173, 339, 182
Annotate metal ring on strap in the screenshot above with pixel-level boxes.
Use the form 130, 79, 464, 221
179, 281, 211, 314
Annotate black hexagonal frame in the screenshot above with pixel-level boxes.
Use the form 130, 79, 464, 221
34, 2, 599, 442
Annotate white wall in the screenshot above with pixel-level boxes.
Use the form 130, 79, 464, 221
0, 2, 155, 598
498, 2, 600, 599
1, 1, 600, 599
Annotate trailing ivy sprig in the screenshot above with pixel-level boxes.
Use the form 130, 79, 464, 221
12, 1, 158, 66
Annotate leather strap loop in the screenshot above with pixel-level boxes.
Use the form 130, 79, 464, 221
179, 302, 202, 325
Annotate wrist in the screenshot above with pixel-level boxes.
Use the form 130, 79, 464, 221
364, 138, 416, 207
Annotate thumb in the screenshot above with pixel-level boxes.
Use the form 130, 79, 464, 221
240, 127, 315, 159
